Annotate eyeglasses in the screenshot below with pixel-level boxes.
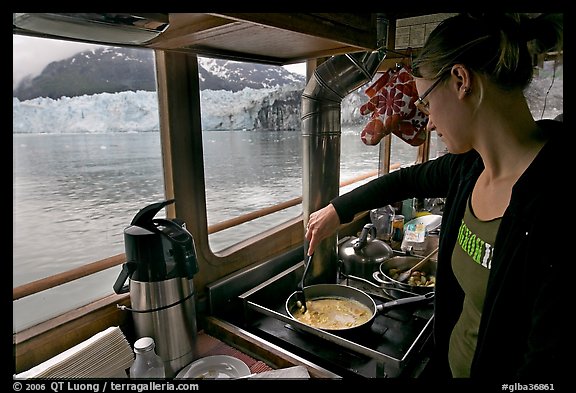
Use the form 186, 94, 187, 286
415, 76, 445, 116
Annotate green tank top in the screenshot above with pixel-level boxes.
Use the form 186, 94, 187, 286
448, 196, 501, 377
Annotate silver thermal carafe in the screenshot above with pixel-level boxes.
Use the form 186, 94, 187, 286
113, 199, 199, 378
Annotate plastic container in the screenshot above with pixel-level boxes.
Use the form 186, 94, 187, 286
400, 215, 442, 254
401, 219, 427, 253
370, 205, 395, 241
130, 337, 166, 379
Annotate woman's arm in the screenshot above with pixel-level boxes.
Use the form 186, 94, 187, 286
305, 152, 459, 254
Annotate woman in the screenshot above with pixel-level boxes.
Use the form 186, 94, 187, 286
305, 13, 565, 379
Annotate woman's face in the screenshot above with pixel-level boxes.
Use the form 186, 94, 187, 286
415, 75, 473, 154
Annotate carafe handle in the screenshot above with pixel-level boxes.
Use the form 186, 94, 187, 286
113, 261, 136, 294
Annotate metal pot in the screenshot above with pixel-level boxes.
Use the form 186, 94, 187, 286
338, 223, 394, 280
373, 256, 437, 298
286, 284, 434, 333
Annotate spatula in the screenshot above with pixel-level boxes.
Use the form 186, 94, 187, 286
396, 247, 439, 283
296, 253, 313, 312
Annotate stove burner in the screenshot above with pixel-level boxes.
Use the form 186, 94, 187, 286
238, 261, 434, 378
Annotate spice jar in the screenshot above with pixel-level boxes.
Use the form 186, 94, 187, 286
391, 215, 405, 243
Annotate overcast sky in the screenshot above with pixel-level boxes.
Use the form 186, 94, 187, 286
13, 35, 104, 88
13, 35, 306, 89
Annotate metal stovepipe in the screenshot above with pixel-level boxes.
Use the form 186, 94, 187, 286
301, 49, 385, 284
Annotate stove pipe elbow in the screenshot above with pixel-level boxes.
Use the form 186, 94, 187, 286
302, 50, 384, 284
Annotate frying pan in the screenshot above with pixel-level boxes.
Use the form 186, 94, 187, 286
285, 284, 434, 333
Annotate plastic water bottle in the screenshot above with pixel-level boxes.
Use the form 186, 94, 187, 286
130, 337, 166, 379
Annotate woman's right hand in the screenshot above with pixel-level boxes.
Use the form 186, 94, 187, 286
305, 203, 341, 255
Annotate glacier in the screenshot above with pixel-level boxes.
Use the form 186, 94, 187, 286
12, 85, 367, 134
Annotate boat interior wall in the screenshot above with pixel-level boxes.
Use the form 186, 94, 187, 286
302, 51, 386, 285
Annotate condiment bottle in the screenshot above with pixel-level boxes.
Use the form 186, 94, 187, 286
391, 214, 405, 250
392, 215, 405, 242
130, 337, 166, 379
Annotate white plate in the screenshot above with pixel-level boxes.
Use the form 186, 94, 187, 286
175, 355, 251, 379
404, 214, 442, 232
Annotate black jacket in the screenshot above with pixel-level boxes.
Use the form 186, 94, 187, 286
331, 119, 568, 379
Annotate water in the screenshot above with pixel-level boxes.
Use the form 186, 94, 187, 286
14, 127, 427, 332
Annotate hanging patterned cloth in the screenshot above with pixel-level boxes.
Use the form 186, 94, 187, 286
359, 63, 428, 146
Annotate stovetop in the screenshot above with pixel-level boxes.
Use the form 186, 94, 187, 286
237, 261, 434, 378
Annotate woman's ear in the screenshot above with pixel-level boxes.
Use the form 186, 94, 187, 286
451, 64, 472, 98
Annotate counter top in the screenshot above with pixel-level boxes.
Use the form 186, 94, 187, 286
195, 329, 272, 375
202, 316, 341, 379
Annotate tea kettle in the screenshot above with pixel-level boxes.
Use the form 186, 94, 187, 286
113, 199, 199, 377
338, 223, 394, 280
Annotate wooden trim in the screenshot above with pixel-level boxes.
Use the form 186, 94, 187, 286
204, 316, 340, 378
207, 169, 380, 234
417, 131, 432, 164
13, 255, 125, 301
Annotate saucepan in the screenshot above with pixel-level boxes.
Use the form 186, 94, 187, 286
373, 255, 437, 298
285, 284, 434, 333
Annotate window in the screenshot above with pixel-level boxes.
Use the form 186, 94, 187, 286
526, 60, 563, 120
199, 57, 307, 251
13, 36, 164, 332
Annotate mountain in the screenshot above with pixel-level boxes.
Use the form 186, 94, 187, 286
198, 57, 305, 92
14, 48, 155, 100
12, 47, 306, 101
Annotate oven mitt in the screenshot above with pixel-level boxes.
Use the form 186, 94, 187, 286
359, 63, 428, 146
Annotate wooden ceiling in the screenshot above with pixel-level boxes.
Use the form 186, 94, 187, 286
13, 13, 449, 65
146, 13, 382, 65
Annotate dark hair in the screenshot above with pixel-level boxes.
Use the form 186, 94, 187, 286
412, 13, 563, 91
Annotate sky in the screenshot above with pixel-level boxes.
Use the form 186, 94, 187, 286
13, 35, 103, 88
12, 35, 306, 89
